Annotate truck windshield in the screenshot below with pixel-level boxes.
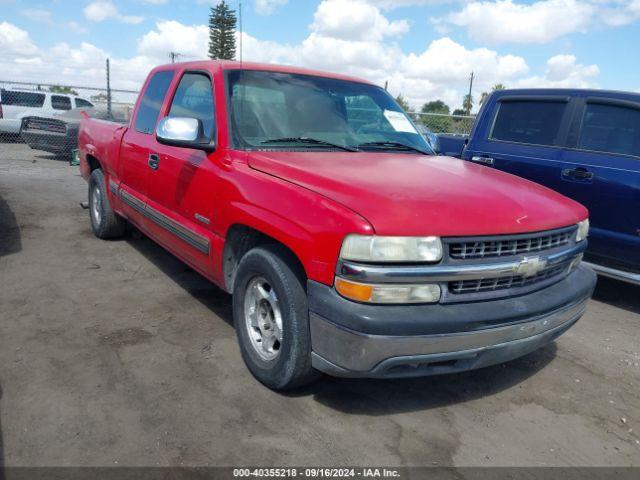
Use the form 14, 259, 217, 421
226, 70, 432, 154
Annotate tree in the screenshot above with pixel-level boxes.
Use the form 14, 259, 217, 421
208, 1, 237, 60
452, 108, 467, 116
419, 99, 452, 133
480, 84, 507, 106
395, 94, 411, 112
463, 94, 473, 115
421, 100, 450, 114
50, 85, 79, 96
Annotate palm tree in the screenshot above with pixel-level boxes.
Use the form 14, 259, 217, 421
480, 84, 507, 106
463, 94, 473, 115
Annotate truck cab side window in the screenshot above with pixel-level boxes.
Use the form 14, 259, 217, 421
135, 70, 174, 134
491, 101, 566, 147
578, 103, 640, 157
52, 95, 72, 111
167, 73, 215, 140
76, 98, 94, 108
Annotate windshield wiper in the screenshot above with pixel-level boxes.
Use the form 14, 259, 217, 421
261, 137, 358, 152
357, 141, 430, 155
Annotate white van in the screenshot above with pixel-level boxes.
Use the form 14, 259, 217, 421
0, 88, 94, 135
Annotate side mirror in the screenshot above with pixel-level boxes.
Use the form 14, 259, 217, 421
156, 117, 215, 152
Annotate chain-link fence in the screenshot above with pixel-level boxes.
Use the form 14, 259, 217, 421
0, 80, 138, 162
409, 111, 475, 136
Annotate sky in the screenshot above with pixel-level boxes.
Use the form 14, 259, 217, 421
0, 0, 639, 111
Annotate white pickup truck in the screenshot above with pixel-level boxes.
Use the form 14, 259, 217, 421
0, 88, 94, 136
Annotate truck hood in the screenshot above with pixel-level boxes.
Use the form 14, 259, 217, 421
247, 151, 587, 236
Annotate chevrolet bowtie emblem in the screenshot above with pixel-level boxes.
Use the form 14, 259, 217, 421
516, 256, 547, 277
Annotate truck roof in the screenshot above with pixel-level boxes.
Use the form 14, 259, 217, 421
149, 60, 378, 87
492, 87, 640, 99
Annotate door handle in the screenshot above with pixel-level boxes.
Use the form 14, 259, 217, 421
148, 153, 159, 170
470, 155, 494, 166
562, 167, 593, 181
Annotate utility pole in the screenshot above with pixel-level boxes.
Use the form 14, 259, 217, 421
170, 52, 182, 63
106, 58, 112, 120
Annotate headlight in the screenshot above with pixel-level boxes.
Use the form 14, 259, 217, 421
576, 219, 589, 242
335, 278, 441, 304
340, 235, 443, 263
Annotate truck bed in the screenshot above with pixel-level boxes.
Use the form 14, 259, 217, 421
78, 117, 128, 181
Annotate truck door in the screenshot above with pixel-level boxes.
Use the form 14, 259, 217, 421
143, 70, 218, 268
560, 97, 640, 271
463, 95, 574, 195
118, 70, 174, 226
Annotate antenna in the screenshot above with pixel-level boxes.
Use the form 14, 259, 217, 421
239, 0, 243, 67
170, 52, 183, 64
237, 0, 244, 148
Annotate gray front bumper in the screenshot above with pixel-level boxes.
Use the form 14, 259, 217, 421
309, 264, 596, 378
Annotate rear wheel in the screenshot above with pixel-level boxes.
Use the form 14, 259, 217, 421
233, 245, 320, 390
89, 169, 126, 239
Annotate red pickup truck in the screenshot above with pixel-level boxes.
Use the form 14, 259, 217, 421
79, 60, 596, 390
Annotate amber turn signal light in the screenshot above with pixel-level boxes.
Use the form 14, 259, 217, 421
335, 278, 374, 302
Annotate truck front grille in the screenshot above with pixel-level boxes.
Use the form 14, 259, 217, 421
448, 228, 574, 260
23, 118, 66, 134
448, 261, 570, 295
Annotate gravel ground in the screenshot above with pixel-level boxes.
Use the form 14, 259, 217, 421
0, 142, 639, 467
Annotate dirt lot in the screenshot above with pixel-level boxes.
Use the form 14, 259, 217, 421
0, 142, 639, 467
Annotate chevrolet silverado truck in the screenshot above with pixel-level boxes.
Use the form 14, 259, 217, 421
445, 88, 640, 285
78, 61, 596, 390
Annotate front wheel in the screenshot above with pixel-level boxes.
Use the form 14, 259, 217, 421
233, 245, 320, 390
89, 169, 126, 239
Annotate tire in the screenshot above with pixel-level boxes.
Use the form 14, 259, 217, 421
89, 169, 126, 239
233, 244, 321, 390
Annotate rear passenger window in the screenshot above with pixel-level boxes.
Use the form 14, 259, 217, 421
52, 95, 72, 110
578, 103, 640, 157
135, 70, 174, 134
0, 89, 46, 108
75, 98, 94, 108
491, 101, 567, 147
168, 72, 215, 139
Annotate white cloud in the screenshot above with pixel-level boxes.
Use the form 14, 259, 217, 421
255, 0, 289, 15
83, 1, 143, 24
240, 31, 298, 65
599, 0, 640, 26
366, 0, 452, 8
138, 21, 209, 60
441, 0, 594, 44
516, 54, 599, 88
84, 1, 118, 21
397, 37, 529, 106
20, 8, 52, 23
311, 0, 409, 41
0, 21, 38, 56
0, 0, 603, 112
